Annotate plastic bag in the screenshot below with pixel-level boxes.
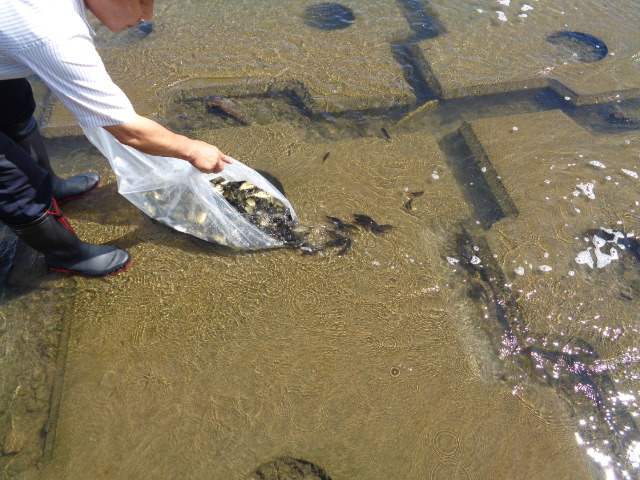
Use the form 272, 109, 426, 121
81, 126, 297, 249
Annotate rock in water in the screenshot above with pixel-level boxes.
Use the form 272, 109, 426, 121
247, 457, 333, 480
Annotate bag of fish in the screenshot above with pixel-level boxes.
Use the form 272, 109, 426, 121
81, 126, 298, 249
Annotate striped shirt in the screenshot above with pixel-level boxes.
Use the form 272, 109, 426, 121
0, 0, 136, 127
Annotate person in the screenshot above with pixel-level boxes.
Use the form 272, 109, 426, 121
0, 0, 232, 276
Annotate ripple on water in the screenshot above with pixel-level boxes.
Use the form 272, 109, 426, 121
433, 430, 461, 457
512, 384, 573, 429
285, 390, 327, 433
430, 458, 473, 480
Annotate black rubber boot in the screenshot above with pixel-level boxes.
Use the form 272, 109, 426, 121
10, 200, 131, 276
11, 117, 100, 203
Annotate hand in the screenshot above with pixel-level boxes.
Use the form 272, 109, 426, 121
186, 139, 233, 173
104, 116, 234, 172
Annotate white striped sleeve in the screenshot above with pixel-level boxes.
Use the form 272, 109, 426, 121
13, 34, 137, 128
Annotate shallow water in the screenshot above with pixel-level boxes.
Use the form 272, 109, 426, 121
2, 1, 640, 479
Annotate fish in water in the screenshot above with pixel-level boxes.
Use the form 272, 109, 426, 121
322, 152, 331, 162
353, 214, 393, 234
381, 127, 391, 142
326, 216, 357, 231
210, 177, 307, 248
404, 191, 425, 210
324, 235, 352, 256
336, 237, 352, 256
208, 95, 250, 125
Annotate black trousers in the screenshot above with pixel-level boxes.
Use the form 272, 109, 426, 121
0, 79, 51, 225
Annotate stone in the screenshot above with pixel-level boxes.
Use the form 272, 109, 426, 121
3, 426, 27, 455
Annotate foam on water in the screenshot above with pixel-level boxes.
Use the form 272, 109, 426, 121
575, 248, 595, 268
575, 182, 596, 199
595, 246, 619, 268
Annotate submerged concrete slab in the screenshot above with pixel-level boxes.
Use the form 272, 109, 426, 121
95, 1, 414, 114
23, 125, 596, 480
423, 0, 640, 102
461, 109, 640, 472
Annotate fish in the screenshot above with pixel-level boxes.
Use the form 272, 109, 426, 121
353, 214, 393, 234
208, 95, 250, 125
326, 216, 357, 231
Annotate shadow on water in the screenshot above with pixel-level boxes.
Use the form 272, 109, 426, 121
390, 41, 440, 106
302, 3, 355, 31
395, 0, 445, 40
438, 129, 516, 230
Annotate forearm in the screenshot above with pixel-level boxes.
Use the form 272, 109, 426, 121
103, 115, 194, 161
103, 115, 232, 173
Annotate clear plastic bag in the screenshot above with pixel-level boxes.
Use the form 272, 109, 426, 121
81, 126, 297, 249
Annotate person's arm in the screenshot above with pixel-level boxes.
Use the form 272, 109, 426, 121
104, 115, 232, 173
15, 28, 232, 174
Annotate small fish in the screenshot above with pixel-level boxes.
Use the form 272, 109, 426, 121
353, 214, 393, 234
381, 127, 391, 142
209, 95, 250, 125
326, 216, 357, 231
336, 237, 352, 256
325, 237, 349, 248
405, 190, 424, 210
322, 152, 330, 162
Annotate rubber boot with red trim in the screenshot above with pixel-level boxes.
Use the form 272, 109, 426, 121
10, 117, 100, 203
10, 199, 131, 276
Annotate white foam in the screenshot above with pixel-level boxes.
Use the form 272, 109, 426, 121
497, 11, 507, 21
514, 266, 525, 275
595, 246, 618, 269
470, 255, 482, 265
539, 265, 552, 272
593, 235, 607, 249
575, 249, 594, 268
498, 0, 510, 5
589, 160, 606, 168
447, 256, 459, 265
622, 168, 639, 179
576, 182, 596, 200
521, 4, 533, 10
